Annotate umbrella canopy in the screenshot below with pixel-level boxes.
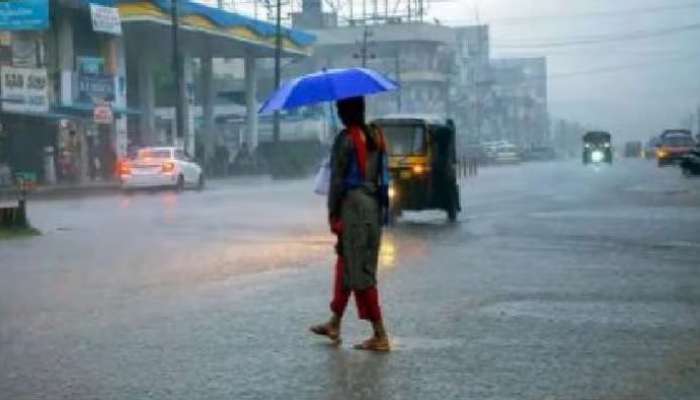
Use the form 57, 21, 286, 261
259, 67, 399, 114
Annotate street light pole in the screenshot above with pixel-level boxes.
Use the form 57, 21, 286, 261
272, 0, 282, 143
171, 0, 185, 147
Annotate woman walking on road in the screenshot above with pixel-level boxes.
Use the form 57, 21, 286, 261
310, 96, 391, 352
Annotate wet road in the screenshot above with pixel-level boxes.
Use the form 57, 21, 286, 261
1, 159, 699, 400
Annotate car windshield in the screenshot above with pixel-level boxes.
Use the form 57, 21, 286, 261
663, 135, 694, 147
137, 149, 172, 159
382, 124, 427, 156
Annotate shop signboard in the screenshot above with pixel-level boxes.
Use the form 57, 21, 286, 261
90, 4, 122, 35
77, 57, 105, 75
93, 103, 113, 125
0, 66, 49, 113
78, 73, 114, 102
0, 0, 50, 31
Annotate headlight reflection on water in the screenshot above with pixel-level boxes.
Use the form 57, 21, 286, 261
380, 233, 397, 270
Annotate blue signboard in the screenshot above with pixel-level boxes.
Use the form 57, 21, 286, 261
0, 0, 50, 31
78, 73, 115, 102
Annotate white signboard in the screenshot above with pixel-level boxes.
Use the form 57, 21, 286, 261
0, 66, 49, 113
90, 4, 122, 35
93, 103, 114, 125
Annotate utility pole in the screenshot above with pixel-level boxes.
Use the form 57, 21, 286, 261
395, 49, 401, 112
361, 26, 369, 67
362, 0, 366, 24
354, 25, 373, 67
272, 0, 282, 142
171, 0, 185, 147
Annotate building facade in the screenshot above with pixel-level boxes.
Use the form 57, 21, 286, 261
290, 21, 494, 154
486, 57, 549, 147
1, 0, 127, 184
0, 0, 315, 183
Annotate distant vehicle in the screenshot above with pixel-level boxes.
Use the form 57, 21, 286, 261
522, 146, 556, 161
623, 141, 642, 158
493, 143, 521, 164
656, 129, 695, 167
582, 131, 613, 164
372, 114, 461, 222
679, 144, 700, 177
120, 147, 204, 191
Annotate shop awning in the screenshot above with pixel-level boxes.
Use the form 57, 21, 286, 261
0, 108, 75, 120
100, 0, 316, 56
55, 103, 142, 117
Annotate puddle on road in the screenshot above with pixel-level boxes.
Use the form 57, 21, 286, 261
388, 336, 462, 351
529, 206, 700, 222
480, 300, 695, 328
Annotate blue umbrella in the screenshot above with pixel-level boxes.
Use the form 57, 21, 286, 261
259, 67, 399, 114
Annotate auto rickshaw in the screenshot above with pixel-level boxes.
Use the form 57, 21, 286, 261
582, 131, 613, 164
371, 115, 461, 222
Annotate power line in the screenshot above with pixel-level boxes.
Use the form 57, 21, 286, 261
493, 23, 700, 49
495, 48, 700, 58
490, 54, 700, 89
441, 1, 700, 26
548, 54, 700, 79
496, 23, 700, 45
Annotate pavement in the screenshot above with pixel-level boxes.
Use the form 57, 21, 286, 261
0, 159, 699, 400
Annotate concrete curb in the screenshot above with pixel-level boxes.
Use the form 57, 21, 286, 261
0, 182, 121, 201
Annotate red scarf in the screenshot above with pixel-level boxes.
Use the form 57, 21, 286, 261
347, 125, 386, 178
348, 126, 368, 178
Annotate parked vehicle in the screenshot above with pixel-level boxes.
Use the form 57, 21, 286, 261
120, 147, 204, 191
656, 130, 695, 167
680, 144, 700, 177
623, 141, 642, 158
372, 115, 461, 222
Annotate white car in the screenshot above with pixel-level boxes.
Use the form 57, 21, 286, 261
120, 147, 204, 191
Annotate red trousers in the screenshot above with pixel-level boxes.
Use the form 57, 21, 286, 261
330, 256, 382, 322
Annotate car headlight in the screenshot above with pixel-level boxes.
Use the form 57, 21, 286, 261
604, 142, 611, 148
388, 186, 396, 199
591, 150, 604, 162
412, 164, 426, 175
584, 143, 591, 148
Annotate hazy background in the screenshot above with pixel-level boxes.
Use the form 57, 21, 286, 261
206, 0, 700, 142
430, 0, 700, 142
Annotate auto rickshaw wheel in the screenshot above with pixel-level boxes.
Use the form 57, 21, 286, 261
446, 201, 458, 222
446, 184, 460, 223
388, 206, 402, 225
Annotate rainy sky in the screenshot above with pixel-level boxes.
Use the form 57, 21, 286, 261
209, 0, 700, 142
429, 0, 700, 142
